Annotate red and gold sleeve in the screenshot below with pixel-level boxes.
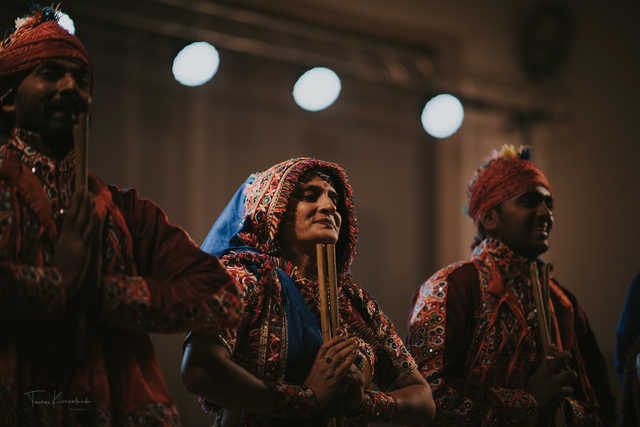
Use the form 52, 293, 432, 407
99, 187, 244, 332
0, 181, 68, 319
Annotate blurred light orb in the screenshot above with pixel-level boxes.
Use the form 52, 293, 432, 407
421, 94, 464, 138
57, 12, 75, 35
293, 67, 341, 111
172, 42, 220, 87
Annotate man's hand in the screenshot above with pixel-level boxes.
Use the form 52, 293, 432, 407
527, 349, 577, 420
53, 191, 100, 299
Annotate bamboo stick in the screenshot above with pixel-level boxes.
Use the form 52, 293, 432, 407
326, 244, 339, 337
530, 261, 566, 427
73, 113, 89, 363
73, 113, 88, 192
316, 243, 343, 427
316, 243, 332, 342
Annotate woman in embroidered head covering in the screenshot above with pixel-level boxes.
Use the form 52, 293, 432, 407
182, 158, 434, 426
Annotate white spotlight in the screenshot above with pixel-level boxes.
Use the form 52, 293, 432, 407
172, 42, 220, 87
293, 67, 341, 112
421, 94, 464, 138
57, 12, 75, 35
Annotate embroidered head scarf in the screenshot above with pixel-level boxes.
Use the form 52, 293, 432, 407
201, 157, 359, 385
0, 5, 90, 96
202, 157, 358, 275
466, 144, 551, 224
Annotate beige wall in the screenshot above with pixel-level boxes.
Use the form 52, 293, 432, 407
6, 0, 635, 424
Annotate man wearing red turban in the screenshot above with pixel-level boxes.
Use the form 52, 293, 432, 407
0, 6, 244, 426
406, 145, 615, 426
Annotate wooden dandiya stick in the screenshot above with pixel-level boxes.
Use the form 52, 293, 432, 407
316, 243, 332, 342
326, 244, 339, 337
530, 262, 567, 427
316, 243, 343, 427
316, 243, 340, 340
73, 112, 89, 363
74, 113, 89, 192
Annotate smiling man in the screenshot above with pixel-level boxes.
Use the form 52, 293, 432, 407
406, 145, 615, 426
0, 6, 243, 426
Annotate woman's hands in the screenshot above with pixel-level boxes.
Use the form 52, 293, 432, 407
303, 336, 357, 408
343, 363, 366, 413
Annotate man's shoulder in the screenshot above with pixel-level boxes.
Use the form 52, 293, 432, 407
409, 261, 479, 324
105, 183, 164, 216
0, 146, 30, 193
106, 183, 167, 215
411, 261, 479, 310
422, 260, 478, 288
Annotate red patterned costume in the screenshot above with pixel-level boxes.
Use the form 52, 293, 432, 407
190, 158, 417, 426
406, 146, 614, 426
0, 10, 243, 426
407, 239, 614, 426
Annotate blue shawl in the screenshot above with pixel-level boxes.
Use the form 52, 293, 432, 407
201, 177, 322, 383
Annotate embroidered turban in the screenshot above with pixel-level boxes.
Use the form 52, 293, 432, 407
466, 145, 551, 223
0, 6, 89, 94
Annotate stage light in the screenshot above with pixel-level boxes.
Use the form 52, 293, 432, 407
172, 42, 220, 87
293, 67, 341, 111
421, 94, 464, 138
57, 12, 75, 35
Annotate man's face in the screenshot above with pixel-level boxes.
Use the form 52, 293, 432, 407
489, 186, 554, 258
283, 176, 342, 254
4, 59, 90, 146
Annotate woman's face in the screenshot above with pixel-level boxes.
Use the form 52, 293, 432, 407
282, 175, 342, 253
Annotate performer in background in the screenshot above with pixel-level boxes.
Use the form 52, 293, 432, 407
0, 6, 243, 426
182, 158, 435, 426
406, 145, 615, 426
616, 273, 640, 427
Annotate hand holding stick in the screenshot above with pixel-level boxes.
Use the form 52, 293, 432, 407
316, 243, 343, 427
530, 262, 568, 427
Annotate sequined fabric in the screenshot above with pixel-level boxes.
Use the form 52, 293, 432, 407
407, 239, 613, 426
194, 158, 415, 426
0, 130, 244, 426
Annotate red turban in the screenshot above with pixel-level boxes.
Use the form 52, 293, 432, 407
466, 145, 551, 224
0, 8, 89, 93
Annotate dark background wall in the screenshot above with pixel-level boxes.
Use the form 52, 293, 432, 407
2, 1, 638, 425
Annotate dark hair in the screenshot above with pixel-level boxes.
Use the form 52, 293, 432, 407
471, 204, 502, 249
298, 168, 338, 190
0, 71, 29, 137
0, 89, 14, 142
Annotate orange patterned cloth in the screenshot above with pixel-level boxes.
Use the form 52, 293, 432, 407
466, 146, 551, 223
407, 239, 615, 426
0, 7, 89, 92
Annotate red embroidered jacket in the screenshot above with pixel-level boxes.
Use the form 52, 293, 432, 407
407, 239, 615, 426
0, 130, 244, 426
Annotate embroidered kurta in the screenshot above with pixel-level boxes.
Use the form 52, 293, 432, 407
191, 158, 416, 426
0, 129, 244, 426
407, 239, 614, 426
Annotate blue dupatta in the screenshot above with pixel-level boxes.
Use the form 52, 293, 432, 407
201, 176, 322, 383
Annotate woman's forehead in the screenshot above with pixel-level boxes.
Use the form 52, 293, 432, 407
299, 175, 337, 192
